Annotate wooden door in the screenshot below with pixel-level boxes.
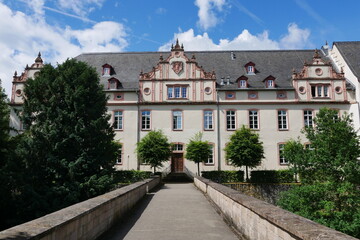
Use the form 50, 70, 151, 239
171, 153, 184, 172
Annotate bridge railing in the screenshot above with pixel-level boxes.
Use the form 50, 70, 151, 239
0, 177, 160, 240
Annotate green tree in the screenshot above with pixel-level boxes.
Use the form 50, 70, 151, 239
0, 79, 10, 163
279, 108, 360, 238
284, 108, 360, 184
185, 132, 212, 175
224, 125, 264, 181
136, 130, 172, 173
19, 59, 118, 215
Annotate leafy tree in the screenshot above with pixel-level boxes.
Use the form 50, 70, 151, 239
284, 108, 360, 184
185, 132, 212, 175
136, 130, 172, 173
0, 79, 10, 163
224, 125, 264, 181
19, 59, 118, 215
279, 108, 360, 238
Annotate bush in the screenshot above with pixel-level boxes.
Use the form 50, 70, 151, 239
113, 170, 152, 184
250, 170, 295, 183
278, 182, 360, 238
201, 171, 244, 183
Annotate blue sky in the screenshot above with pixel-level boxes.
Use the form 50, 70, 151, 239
1, 0, 360, 96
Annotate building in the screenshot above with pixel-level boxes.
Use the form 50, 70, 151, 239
9, 41, 359, 174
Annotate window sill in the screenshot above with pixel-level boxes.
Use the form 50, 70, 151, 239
114, 129, 123, 131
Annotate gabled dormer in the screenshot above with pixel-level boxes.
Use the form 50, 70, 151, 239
263, 75, 276, 88
237, 75, 248, 88
108, 77, 121, 90
102, 63, 113, 76
292, 49, 348, 102
245, 62, 256, 75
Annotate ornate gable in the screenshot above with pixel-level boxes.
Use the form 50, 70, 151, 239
139, 39, 215, 81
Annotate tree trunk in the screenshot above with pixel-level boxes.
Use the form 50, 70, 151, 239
153, 166, 156, 174
197, 162, 200, 176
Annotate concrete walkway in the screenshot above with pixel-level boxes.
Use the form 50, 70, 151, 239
100, 183, 240, 240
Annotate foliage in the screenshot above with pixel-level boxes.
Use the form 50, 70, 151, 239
278, 182, 360, 238
284, 108, 360, 184
224, 125, 264, 181
13, 59, 118, 220
279, 108, 360, 238
250, 170, 295, 183
201, 170, 244, 183
0, 80, 10, 164
113, 170, 152, 184
185, 132, 212, 175
136, 130, 172, 173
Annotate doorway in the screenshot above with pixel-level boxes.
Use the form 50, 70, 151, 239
171, 153, 184, 172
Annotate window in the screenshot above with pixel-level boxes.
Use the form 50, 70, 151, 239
277, 92, 287, 99
204, 110, 213, 130
311, 85, 329, 98
114, 111, 123, 130
173, 111, 182, 130
172, 143, 184, 152
267, 80, 274, 88
247, 66, 254, 73
114, 93, 123, 100
226, 110, 236, 130
109, 79, 117, 89
239, 80, 247, 88
304, 110, 313, 127
141, 111, 151, 130
249, 110, 259, 129
225, 91, 235, 100
168, 86, 188, 99
103, 67, 110, 76
116, 145, 123, 164
248, 91, 258, 99
279, 144, 288, 165
245, 62, 256, 75
278, 110, 288, 130
205, 145, 214, 165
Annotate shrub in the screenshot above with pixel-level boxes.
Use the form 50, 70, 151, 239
201, 170, 244, 183
113, 170, 152, 184
250, 170, 295, 183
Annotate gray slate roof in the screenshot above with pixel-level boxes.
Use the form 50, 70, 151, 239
334, 41, 360, 79
75, 49, 322, 91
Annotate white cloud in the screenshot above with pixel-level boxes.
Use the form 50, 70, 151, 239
57, 0, 105, 17
195, 0, 226, 30
279, 23, 311, 49
159, 24, 311, 51
0, 3, 128, 97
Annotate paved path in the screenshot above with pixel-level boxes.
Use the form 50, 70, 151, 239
100, 183, 240, 240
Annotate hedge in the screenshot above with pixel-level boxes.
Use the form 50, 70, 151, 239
113, 170, 152, 184
201, 170, 244, 183
250, 170, 295, 183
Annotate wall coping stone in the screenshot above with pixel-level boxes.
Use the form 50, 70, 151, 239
0, 177, 160, 240
195, 176, 357, 240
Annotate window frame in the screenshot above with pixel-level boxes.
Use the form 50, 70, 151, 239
115, 144, 123, 165
203, 110, 214, 131
141, 110, 151, 131
226, 110, 236, 131
172, 110, 183, 131
311, 84, 330, 98
204, 143, 215, 165
113, 110, 123, 131
249, 109, 259, 130
303, 109, 313, 128
278, 143, 288, 165
277, 109, 288, 131
167, 85, 189, 99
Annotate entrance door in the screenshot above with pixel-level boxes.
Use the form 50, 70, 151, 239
171, 153, 184, 172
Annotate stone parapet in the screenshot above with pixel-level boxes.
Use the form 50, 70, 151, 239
194, 176, 357, 240
0, 177, 160, 240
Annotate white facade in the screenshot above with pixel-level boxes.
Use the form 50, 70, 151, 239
9, 42, 359, 175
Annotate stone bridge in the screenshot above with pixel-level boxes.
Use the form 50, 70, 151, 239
0, 176, 357, 240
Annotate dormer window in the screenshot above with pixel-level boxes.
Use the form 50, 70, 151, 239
245, 62, 256, 75
264, 75, 276, 88
237, 76, 248, 88
102, 64, 113, 76
108, 78, 121, 90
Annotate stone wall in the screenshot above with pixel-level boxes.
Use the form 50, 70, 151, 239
194, 176, 357, 240
223, 182, 298, 205
0, 177, 160, 240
